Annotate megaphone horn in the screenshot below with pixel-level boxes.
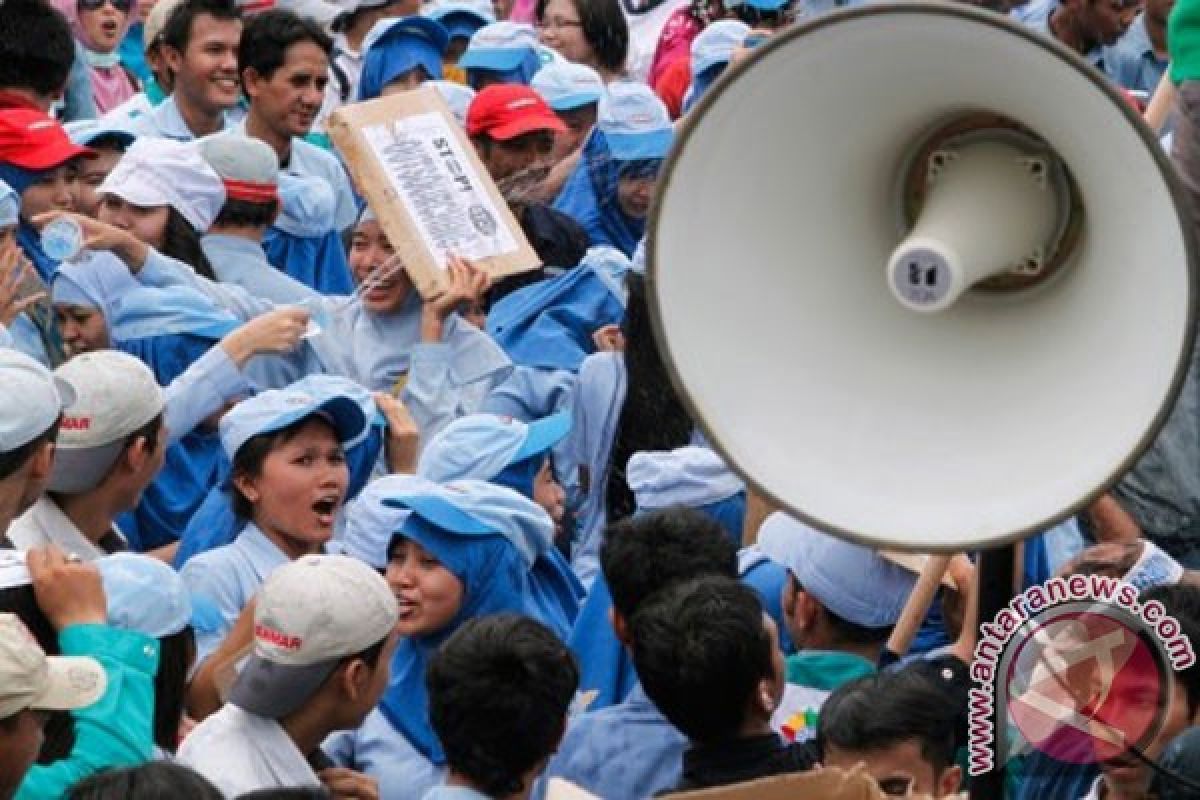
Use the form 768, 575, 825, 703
647, 2, 1198, 552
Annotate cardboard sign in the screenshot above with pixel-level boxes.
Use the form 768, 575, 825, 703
661, 767, 967, 800
328, 86, 542, 299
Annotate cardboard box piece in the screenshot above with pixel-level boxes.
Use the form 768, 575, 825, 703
328, 86, 541, 299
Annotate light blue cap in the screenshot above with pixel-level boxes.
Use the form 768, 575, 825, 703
691, 20, 750, 78
384, 478, 555, 568
109, 286, 240, 342
0, 180, 17, 229
429, 80, 477, 126
531, 61, 604, 111
331, 474, 438, 569
458, 21, 539, 72
755, 512, 917, 628
219, 383, 369, 461
725, 0, 790, 11
426, 0, 495, 38
598, 82, 674, 161
0, 349, 74, 452
64, 119, 137, 150
418, 411, 571, 484
284, 373, 380, 450
274, 173, 337, 238
626, 446, 744, 510
97, 553, 218, 638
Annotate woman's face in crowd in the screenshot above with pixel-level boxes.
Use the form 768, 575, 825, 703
237, 417, 350, 555
55, 304, 109, 356
78, 0, 130, 54
21, 163, 80, 222
386, 537, 465, 637
552, 104, 596, 162
97, 195, 170, 250
349, 218, 414, 314
76, 148, 123, 219
616, 170, 657, 219
538, 0, 595, 67
532, 456, 565, 533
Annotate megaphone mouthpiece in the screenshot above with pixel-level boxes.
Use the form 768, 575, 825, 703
887, 137, 1065, 312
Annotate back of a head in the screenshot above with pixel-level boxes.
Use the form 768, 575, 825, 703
427, 614, 579, 797
630, 575, 773, 744
601, 506, 738, 620
0, 0, 75, 101
816, 668, 960, 777
65, 762, 224, 800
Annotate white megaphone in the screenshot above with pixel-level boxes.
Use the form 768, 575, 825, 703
647, 2, 1198, 552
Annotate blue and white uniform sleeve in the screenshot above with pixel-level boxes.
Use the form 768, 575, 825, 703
162, 346, 249, 446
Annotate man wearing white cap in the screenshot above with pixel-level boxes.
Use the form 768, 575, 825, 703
178, 554, 399, 797
0, 351, 74, 544
755, 513, 917, 744
6, 352, 166, 560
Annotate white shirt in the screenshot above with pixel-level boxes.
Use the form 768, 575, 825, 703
6, 495, 124, 561
178, 703, 322, 797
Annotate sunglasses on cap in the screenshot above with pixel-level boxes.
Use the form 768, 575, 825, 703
78, 0, 134, 13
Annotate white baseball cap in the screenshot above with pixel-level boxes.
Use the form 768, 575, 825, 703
0, 613, 107, 719
99, 138, 226, 232
229, 554, 398, 718
0, 349, 75, 453
48, 351, 166, 494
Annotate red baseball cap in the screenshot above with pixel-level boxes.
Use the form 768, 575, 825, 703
0, 109, 94, 170
466, 84, 567, 141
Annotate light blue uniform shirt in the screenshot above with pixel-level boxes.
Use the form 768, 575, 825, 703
559, 352, 625, 587
129, 95, 235, 141
1103, 13, 1168, 94
482, 366, 577, 423
136, 248, 512, 439
231, 120, 359, 233
535, 682, 686, 800
201, 234, 320, 307
422, 788, 491, 800
179, 522, 290, 664
323, 709, 445, 800
160, 344, 248, 448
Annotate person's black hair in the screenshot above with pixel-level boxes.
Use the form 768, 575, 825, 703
161, 207, 217, 281
235, 789, 331, 799
213, 197, 280, 231
0, 418, 60, 482
535, 0, 629, 73
788, 573, 892, 646
427, 614, 580, 797
1142, 584, 1200, 715
728, 2, 790, 28
161, 0, 241, 55
602, 273, 693, 526
630, 575, 773, 744
229, 416, 333, 519
65, 761, 224, 800
154, 626, 195, 754
0, 0, 76, 98
601, 506, 738, 621
816, 668, 960, 776
238, 9, 332, 83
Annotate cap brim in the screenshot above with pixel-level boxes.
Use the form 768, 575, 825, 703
72, 129, 137, 149
229, 655, 338, 719
31, 655, 107, 711
11, 142, 96, 171
259, 395, 369, 449
97, 181, 167, 212
547, 92, 601, 112
489, 112, 567, 140
459, 47, 528, 72
47, 441, 125, 494
512, 411, 570, 464
384, 493, 495, 534
606, 129, 674, 161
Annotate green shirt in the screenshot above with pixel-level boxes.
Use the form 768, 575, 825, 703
1171, 0, 1200, 82
17, 624, 160, 800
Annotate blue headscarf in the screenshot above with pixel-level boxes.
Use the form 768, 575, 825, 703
51, 253, 143, 318
486, 250, 628, 372
262, 174, 354, 295
552, 130, 660, 258
358, 16, 449, 101
0, 162, 59, 283
377, 508, 535, 764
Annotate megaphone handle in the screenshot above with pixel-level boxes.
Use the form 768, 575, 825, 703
885, 554, 952, 659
